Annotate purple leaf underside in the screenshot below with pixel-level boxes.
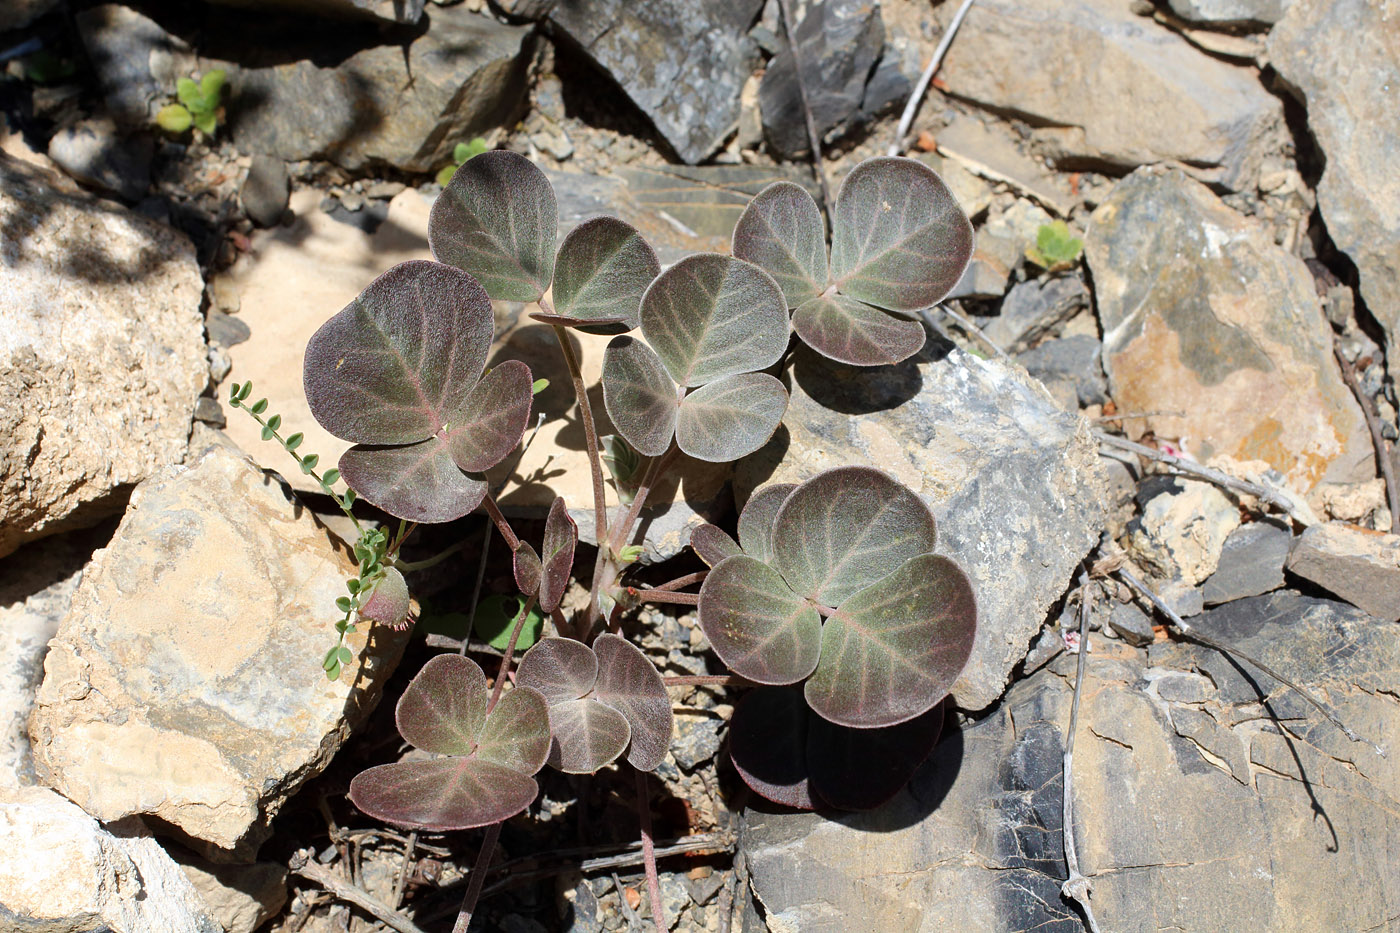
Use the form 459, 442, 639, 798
792, 295, 925, 368
349, 757, 538, 831
691, 523, 743, 567
539, 497, 578, 614
736, 483, 798, 566
394, 653, 488, 757
698, 555, 821, 686
446, 359, 534, 473
517, 637, 599, 704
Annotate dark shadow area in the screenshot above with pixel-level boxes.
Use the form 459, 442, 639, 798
790, 340, 927, 416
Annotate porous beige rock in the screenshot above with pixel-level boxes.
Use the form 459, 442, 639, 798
1129, 483, 1242, 586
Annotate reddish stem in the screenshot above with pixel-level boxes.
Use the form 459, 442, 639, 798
487, 593, 537, 714
663, 674, 750, 687
480, 492, 520, 551
632, 587, 699, 606
635, 768, 666, 932
451, 821, 501, 933
652, 570, 708, 593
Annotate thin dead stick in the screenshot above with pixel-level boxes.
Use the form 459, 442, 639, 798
923, 304, 1010, 360
452, 821, 502, 933
551, 321, 610, 547
391, 831, 418, 909
289, 852, 430, 933
636, 768, 667, 932
887, 0, 977, 156
1115, 566, 1384, 757
1060, 581, 1102, 933
776, 0, 832, 212
613, 872, 645, 931
1093, 430, 1318, 526
1334, 346, 1400, 531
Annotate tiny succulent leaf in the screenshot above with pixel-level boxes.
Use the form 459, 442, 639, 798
551, 217, 660, 331
349, 757, 538, 831
543, 698, 631, 773
1027, 220, 1083, 269
176, 77, 201, 110
429, 150, 557, 302
512, 541, 543, 597
358, 567, 411, 628
155, 103, 192, 134
601, 336, 679, 457
394, 653, 488, 757
539, 497, 578, 614
472, 595, 544, 652
592, 633, 673, 772
727, 686, 814, 810
473, 686, 552, 775
772, 467, 937, 606
732, 181, 827, 309
805, 554, 976, 728
445, 359, 533, 473
736, 483, 798, 566
690, 523, 743, 567
304, 260, 493, 447
517, 637, 598, 704
791, 295, 926, 367
806, 700, 943, 810
829, 157, 973, 313
639, 254, 789, 387
675, 373, 788, 463
337, 438, 487, 523
698, 555, 821, 685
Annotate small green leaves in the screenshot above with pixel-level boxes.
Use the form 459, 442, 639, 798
473, 595, 545, 653
156, 103, 192, 134
160, 70, 225, 137
429, 150, 557, 302
551, 217, 660, 332
436, 137, 489, 187
1026, 220, 1084, 270
600, 434, 643, 504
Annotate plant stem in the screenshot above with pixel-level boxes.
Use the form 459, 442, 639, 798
606, 446, 680, 557
386, 520, 417, 558
480, 492, 521, 551
663, 674, 751, 688
636, 768, 667, 932
888, 0, 977, 157
633, 587, 699, 607
391, 831, 417, 909
1060, 579, 1102, 933
487, 593, 538, 714
393, 537, 468, 573
451, 821, 502, 933
651, 571, 709, 593
549, 320, 609, 548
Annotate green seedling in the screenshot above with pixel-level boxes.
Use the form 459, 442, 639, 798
156, 70, 226, 137
436, 137, 490, 187
1025, 219, 1084, 271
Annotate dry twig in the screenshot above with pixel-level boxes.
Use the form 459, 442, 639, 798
1333, 345, 1400, 530
289, 851, 430, 933
887, 0, 977, 157
1059, 580, 1102, 933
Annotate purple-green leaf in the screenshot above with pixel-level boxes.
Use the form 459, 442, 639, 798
732, 181, 827, 309
338, 438, 488, 523
736, 483, 797, 566
829, 157, 973, 313
805, 554, 976, 728
675, 373, 788, 463
691, 523, 743, 567
543, 698, 631, 773
601, 336, 678, 457
698, 555, 821, 686
551, 216, 659, 331
429, 150, 557, 302
359, 567, 410, 628
529, 312, 628, 330
727, 686, 814, 811
513, 541, 542, 597
639, 254, 789, 387
791, 295, 925, 367
772, 467, 937, 606
394, 653, 487, 757
593, 633, 673, 772
517, 637, 598, 704
349, 757, 538, 831
303, 260, 493, 446
474, 686, 551, 775
539, 497, 577, 614
806, 700, 943, 810
446, 359, 533, 473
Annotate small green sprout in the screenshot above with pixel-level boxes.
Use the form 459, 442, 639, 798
436, 137, 490, 187
156, 70, 227, 137
1025, 220, 1084, 271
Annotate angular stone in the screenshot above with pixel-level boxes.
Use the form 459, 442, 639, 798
29, 446, 411, 859
986, 274, 1090, 354
744, 591, 1400, 933
932, 114, 1076, 217
171, 847, 287, 933
1166, 0, 1291, 27
1015, 335, 1107, 408
736, 345, 1108, 711
1286, 523, 1400, 622
1269, 1, 1400, 385
46, 117, 153, 203
1202, 520, 1291, 605
1129, 482, 1242, 586
947, 199, 1053, 301
200, 0, 423, 23
230, 7, 533, 172
548, 0, 764, 164
76, 5, 200, 129
241, 154, 289, 228
0, 784, 220, 933
938, 0, 1285, 191
1087, 167, 1370, 491
0, 154, 206, 559
1108, 599, 1154, 646
758, 0, 888, 159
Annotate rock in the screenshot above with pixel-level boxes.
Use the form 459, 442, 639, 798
0, 0, 59, 30
736, 345, 1108, 711
743, 591, 1400, 932
670, 714, 724, 772
1087, 167, 1370, 492
0, 154, 206, 559
1202, 520, 1291, 605
1167, 0, 1291, 27
1129, 483, 1242, 587
938, 0, 1285, 191
231, 7, 533, 172
1015, 335, 1107, 408
1269, 1, 1400, 385
241, 155, 289, 228
76, 5, 199, 129
171, 847, 287, 933
0, 784, 220, 932
200, 0, 424, 23
932, 114, 1076, 217
548, 0, 764, 164
947, 199, 1053, 301
1108, 599, 1154, 646
758, 0, 892, 159
29, 446, 411, 859
46, 117, 153, 203
985, 274, 1090, 354
1285, 523, 1400, 622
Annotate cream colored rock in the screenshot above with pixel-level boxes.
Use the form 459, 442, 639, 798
1129, 483, 1242, 586
172, 848, 287, 933
29, 445, 410, 859
0, 784, 220, 932
0, 153, 206, 558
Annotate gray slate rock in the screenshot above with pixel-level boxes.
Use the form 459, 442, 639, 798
1286, 523, 1400, 622
758, 0, 894, 159
199, 0, 424, 23
744, 591, 1400, 932
1269, 1, 1400, 387
1166, 0, 1291, 27
736, 346, 1108, 711
986, 275, 1090, 354
1015, 335, 1107, 407
76, 5, 199, 128
47, 117, 153, 203
241, 155, 289, 228
1202, 520, 1291, 605
1108, 599, 1154, 646
548, 0, 764, 164
670, 715, 724, 772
